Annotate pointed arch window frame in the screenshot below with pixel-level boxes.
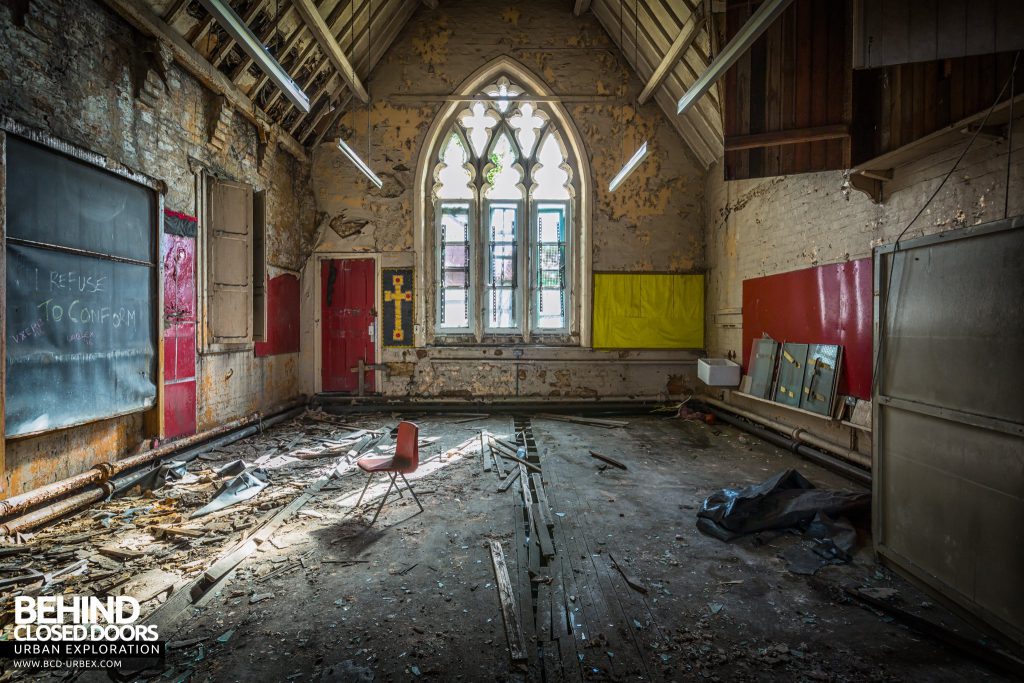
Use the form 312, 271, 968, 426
432, 87, 573, 340
417, 62, 591, 347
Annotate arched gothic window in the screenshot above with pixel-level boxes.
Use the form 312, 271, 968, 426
431, 76, 575, 339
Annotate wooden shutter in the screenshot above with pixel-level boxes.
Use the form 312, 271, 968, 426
253, 190, 267, 342
207, 177, 252, 343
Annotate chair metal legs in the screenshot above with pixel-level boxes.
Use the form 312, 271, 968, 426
400, 473, 424, 513
355, 472, 374, 507
360, 471, 424, 525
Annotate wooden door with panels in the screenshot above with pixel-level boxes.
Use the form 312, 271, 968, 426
321, 258, 376, 393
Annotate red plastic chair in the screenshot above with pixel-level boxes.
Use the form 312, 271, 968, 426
354, 421, 423, 524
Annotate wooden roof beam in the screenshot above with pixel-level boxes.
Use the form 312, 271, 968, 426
291, 0, 370, 103
677, 0, 794, 115
100, 0, 308, 161
574, 0, 592, 16
638, 4, 704, 105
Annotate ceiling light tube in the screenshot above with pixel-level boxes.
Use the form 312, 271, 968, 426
608, 141, 649, 192
338, 138, 383, 188
198, 0, 310, 113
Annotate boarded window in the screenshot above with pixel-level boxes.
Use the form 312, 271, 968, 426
206, 177, 253, 345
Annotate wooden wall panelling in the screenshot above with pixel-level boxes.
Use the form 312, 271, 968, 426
854, 0, 1024, 69
723, 0, 851, 180
852, 52, 1024, 165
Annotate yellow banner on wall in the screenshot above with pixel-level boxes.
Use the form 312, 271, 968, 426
593, 273, 704, 349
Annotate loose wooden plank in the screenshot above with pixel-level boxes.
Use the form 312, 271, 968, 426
530, 473, 555, 530
497, 467, 521, 492
489, 540, 528, 662
152, 525, 206, 539
482, 442, 493, 473
490, 442, 508, 478
493, 443, 542, 473
535, 413, 628, 428
608, 552, 647, 594
532, 503, 555, 559
588, 451, 628, 470
98, 546, 145, 560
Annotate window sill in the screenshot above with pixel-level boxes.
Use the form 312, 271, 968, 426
387, 345, 701, 364
201, 342, 256, 355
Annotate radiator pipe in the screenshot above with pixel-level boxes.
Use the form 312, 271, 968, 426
0, 413, 258, 518
702, 403, 871, 487
0, 484, 115, 535
701, 396, 872, 470
0, 400, 308, 534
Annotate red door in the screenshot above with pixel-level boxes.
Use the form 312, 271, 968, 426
321, 258, 376, 393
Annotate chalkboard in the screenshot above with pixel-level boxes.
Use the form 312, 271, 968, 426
4, 137, 157, 437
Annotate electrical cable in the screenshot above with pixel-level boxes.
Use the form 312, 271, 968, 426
1004, 51, 1019, 219
367, 0, 372, 164
871, 54, 1020, 395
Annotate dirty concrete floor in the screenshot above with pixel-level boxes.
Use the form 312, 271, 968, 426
20, 412, 1016, 682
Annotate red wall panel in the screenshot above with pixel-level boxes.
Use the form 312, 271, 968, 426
741, 258, 872, 399
255, 273, 301, 357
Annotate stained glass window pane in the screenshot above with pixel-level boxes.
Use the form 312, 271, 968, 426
487, 203, 517, 329
535, 205, 566, 330
537, 290, 565, 329
442, 289, 469, 328
489, 289, 515, 328
439, 202, 471, 329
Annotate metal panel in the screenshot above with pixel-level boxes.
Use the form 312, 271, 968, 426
774, 342, 807, 407
748, 337, 779, 399
873, 216, 1024, 645
800, 343, 841, 415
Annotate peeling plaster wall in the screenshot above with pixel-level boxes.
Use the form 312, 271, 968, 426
303, 0, 705, 401
705, 119, 1024, 361
0, 0, 317, 494
703, 117, 1024, 453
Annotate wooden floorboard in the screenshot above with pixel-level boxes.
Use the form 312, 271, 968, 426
552, 469, 660, 679
547, 476, 638, 679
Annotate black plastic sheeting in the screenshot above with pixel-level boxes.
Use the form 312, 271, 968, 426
697, 469, 870, 573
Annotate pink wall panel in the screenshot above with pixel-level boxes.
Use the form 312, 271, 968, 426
164, 233, 196, 321
162, 212, 197, 439
741, 258, 873, 399
255, 273, 301, 357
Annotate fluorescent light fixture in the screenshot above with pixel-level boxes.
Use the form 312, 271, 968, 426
677, 0, 794, 115
338, 138, 383, 188
608, 141, 649, 192
198, 0, 310, 113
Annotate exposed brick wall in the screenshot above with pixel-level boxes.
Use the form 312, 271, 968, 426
0, 0, 317, 493
702, 116, 1023, 459
705, 118, 1024, 362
